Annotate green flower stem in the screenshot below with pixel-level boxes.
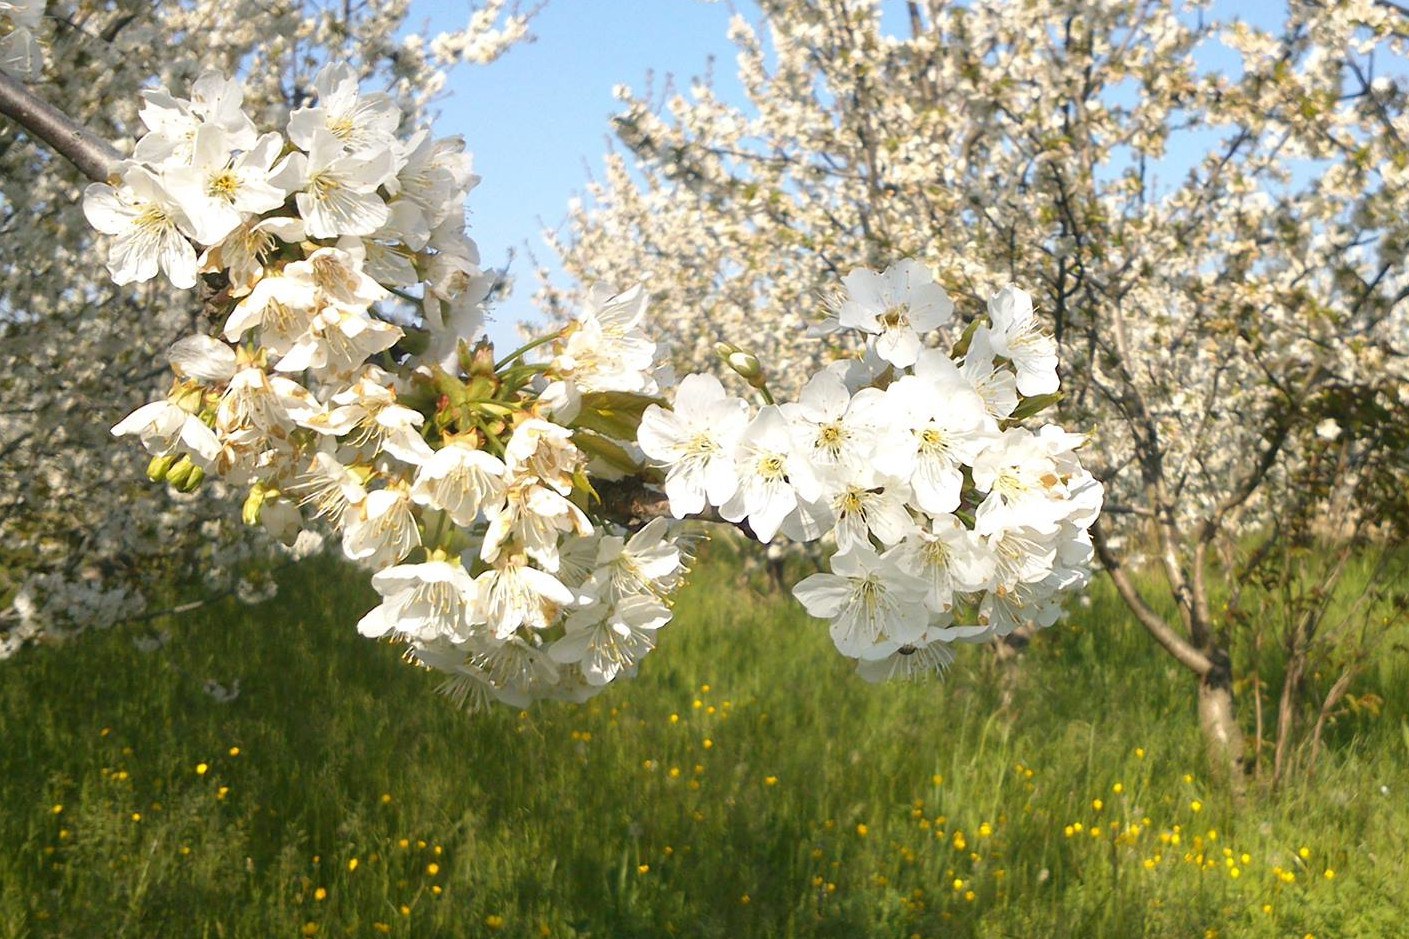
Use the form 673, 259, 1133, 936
494, 329, 565, 371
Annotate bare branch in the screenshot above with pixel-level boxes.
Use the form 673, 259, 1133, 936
1198, 418, 1290, 544
1092, 519, 1213, 677
0, 71, 121, 182
593, 477, 724, 530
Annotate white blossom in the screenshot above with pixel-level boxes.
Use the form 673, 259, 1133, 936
480, 481, 592, 571
503, 418, 582, 495
83, 167, 199, 289
891, 514, 996, 613
792, 544, 930, 658
357, 559, 479, 643
475, 557, 578, 640
410, 440, 508, 525
986, 285, 1058, 397
287, 63, 402, 156
837, 259, 954, 368
720, 405, 821, 543
637, 373, 750, 517
111, 400, 220, 464
342, 486, 420, 568
549, 594, 672, 685
287, 128, 395, 238
781, 370, 885, 475
164, 127, 294, 246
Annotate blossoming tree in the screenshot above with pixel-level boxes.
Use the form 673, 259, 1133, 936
0, 3, 1103, 710
543, 0, 1409, 782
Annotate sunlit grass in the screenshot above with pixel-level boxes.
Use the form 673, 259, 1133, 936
1, 542, 1406, 937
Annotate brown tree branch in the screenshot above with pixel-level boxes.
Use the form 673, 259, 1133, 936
593, 476, 724, 529
0, 71, 121, 182
1092, 519, 1213, 677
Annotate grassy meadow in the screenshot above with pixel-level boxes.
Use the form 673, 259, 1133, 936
2, 540, 1408, 938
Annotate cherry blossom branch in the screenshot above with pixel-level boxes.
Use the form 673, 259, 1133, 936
594, 477, 723, 529
0, 72, 121, 183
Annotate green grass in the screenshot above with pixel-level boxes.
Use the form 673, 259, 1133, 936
2, 541, 1408, 938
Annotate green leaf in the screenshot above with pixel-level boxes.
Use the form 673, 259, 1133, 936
572, 391, 664, 441
1008, 392, 1063, 422
573, 430, 642, 476
950, 317, 985, 359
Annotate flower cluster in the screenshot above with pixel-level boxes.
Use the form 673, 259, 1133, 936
89, 67, 702, 708
92, 68, 1098, 706
639, 261, 1101, 681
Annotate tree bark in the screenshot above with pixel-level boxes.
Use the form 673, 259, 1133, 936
0, 71, 121, 182
1093, 523, 1247, 792
1197, 647, 1247, 793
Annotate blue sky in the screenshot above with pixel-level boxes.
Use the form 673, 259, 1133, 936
422, 0, 1291, 350
425, 0, 746, 349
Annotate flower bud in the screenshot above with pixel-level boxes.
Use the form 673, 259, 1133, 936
455, 338, 477, 376
242, 484, 268, 527
716, 341, 769, 391
175, 465, 205, 493
726, 351, 763, 383
165, 456, 195, 489
147, 453, 178, 482
468, 339, 497, 378
467, 375, 499, 400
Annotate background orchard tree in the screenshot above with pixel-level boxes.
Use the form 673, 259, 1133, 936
0, 0, 531, 655
543, 0, 1409, 786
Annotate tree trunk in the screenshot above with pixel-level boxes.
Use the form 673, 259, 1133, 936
1197, 648, 1247, 794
